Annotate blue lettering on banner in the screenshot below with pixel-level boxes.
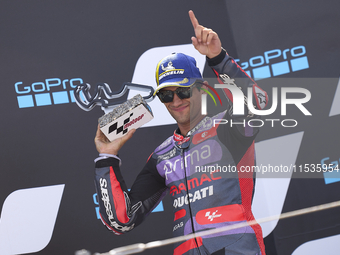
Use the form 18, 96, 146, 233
235, 45, 309, 80
93, 193, 163, 220
15, 78, 83, 108
321, 157, 340, 184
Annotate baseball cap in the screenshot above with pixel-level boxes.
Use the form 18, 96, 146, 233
153, 53, 203, 96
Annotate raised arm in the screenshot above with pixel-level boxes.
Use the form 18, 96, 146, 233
189, 10, 222, 59
93, 126, 167, 235
189, 10, 268, 136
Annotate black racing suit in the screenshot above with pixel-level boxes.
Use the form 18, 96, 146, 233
94, 49, 268, 255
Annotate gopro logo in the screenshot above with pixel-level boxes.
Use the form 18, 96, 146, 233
15, 78, 83, 108
236, 45, 309, 80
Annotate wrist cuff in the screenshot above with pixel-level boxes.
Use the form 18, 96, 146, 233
94, 153, 122, 166
207, 48, 227, 66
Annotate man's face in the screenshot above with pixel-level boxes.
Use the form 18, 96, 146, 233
160, 85, 204, 128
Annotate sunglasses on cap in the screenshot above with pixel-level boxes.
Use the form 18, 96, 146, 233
157, 82, 202, 103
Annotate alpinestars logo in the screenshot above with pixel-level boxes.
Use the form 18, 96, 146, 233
0, 185, 64, 255
257, 92, 267, 106
99, 178, 134, 234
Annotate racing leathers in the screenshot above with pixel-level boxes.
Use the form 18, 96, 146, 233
94, 49, 268, 255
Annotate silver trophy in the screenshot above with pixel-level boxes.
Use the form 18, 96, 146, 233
74, 82, 155, 141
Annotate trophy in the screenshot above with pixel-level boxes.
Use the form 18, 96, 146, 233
74, 82, 155, 141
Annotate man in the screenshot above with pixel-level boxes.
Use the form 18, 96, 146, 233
94, 10, 267, 255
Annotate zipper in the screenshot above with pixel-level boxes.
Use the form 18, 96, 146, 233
181, 147, 202, 255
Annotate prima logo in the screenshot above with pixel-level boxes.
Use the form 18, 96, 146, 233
15, 78, 83, 108
162, 143, 215, 180
236, 45, 309, 80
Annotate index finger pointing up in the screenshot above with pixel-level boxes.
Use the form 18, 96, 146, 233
189, 10, 199, 29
